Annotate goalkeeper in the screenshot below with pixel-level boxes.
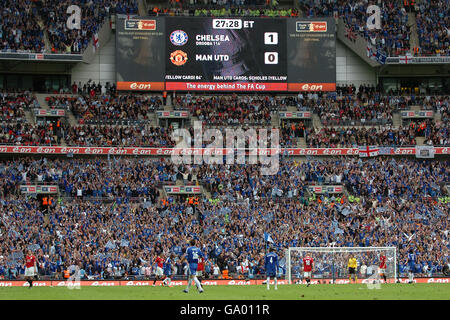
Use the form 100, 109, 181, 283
347, 254, 358, 283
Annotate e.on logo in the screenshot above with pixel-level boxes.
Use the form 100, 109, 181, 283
309, 22, 327, 32
91, 281, 116, 286
227, 280, 251, 286
130, 82, 152, 90
116, 82, 164, 91
427, 278, 449, 283
302, 84, 323, 91
0, 282, 12, 287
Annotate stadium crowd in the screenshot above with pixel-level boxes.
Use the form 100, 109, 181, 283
299, 0, 450, 57
48, 93, 162, 123
305, 121, 449, 148
182, 95, 277, 127
0, 0, 45, 53
0, 122, 62, 145
0, 91, 39, 122
0, 0, 138, 54
63, 124, 176, 147
0, 0, 448, 57
0, 86, 447, 148
312, 96, 393, 126
0, 156, 448, 280
40, 0, 138, 54
298, 0, 411, 57
415, 0, 450, 56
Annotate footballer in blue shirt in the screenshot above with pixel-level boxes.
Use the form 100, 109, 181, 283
183, 239, 204, 293
407, 249, 416, 283
162, 254, 174, 287
265, 248, 279, 290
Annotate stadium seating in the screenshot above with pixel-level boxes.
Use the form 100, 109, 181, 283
1, 0, 447, 56
0, 0, 138, 54
0, 155, 448, 279
0, 0, 45, 52
415, 0, 450, 56
40, 0, 138, 54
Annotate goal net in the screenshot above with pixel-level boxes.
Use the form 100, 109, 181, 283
285, 247, 397, 284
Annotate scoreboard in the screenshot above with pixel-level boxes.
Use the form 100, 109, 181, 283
116, 17, 335, 92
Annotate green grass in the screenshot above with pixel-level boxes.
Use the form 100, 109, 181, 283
0, 284, 449, 300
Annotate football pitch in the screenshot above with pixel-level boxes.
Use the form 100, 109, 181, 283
0, 283, 449, 300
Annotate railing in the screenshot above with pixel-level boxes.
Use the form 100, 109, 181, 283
78, 118, 153, 126
59, 196, 154, 203
0, 52, 83, 62
386, 56, 450, 64
319, 118, 393, 126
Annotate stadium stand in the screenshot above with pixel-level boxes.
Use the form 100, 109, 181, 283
0, 156, 448, 279
0, 0, 138, 54
0, 0, 45, 53
415, 0, 450, 56
40, 0, 138, 54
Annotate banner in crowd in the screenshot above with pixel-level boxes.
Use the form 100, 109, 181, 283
0, 278, 448, 287
278, 111, 312, 119
366, 45, 386, 64
157, 111, 189, 118
308, 185, 343, 194
400, 110, 434, 118
34, 109, 66, 117
415, 146, 435, 159
19, 185, 58, 194
0, 146, 448, 156
163, 185, 202, 194
358, 146, 379, 157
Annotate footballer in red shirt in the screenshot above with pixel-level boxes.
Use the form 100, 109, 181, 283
303, 254, 314, 287
196, 257, 205, 284
379, 254, 388, 283
153, 255, 165, 286
24, 250, 37, 288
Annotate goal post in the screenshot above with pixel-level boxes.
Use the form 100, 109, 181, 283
285, 247, 397, 284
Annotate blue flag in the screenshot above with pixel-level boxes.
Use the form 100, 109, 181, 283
264, 232, 274, 244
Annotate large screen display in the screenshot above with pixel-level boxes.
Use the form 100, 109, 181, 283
116, 17, 335, 92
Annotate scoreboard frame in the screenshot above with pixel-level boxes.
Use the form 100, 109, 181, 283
116, 17, 336, 92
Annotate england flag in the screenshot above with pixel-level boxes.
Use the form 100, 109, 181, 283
358, 145, 379, 157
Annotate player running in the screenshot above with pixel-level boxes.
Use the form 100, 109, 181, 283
303, 253, 314, 287
265, 248, 279, 290
379, 253, 388, 283
24, 250, 37, 289
153, 254, 165, 286
348, 254, 358, 283
183, 239, 204, 293
162, 254, 174, 287
407, 249, 416, 284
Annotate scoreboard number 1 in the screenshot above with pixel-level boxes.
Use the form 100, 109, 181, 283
264, 52, 278, 65
264, 32, 278, 45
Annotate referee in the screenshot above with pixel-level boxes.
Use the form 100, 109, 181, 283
348, 254, 358, 283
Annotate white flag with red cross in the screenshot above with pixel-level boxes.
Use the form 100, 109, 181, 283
358, 145, 379, 157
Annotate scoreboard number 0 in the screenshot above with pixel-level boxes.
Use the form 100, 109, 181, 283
213, 19, 242, 29
264, 52, 278, 64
